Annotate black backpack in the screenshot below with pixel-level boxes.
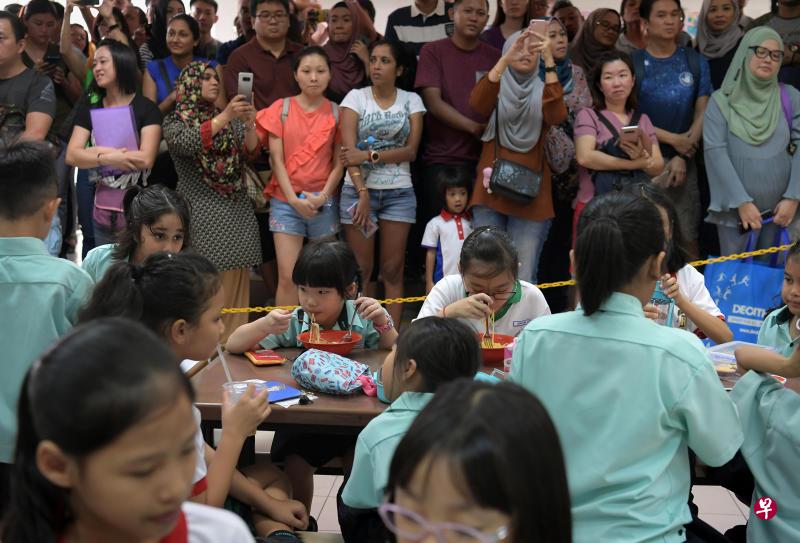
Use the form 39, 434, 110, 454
591, 110, 651, 195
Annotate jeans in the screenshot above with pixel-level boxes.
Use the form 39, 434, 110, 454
471, 205, 552, 284
76, 169, 96, 258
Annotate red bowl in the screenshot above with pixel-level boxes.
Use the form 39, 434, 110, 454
478, 333, 516, 369
297, 330, 362, 356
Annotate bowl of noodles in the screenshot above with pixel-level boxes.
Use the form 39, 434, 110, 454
478, 333, 516, 368
297, 329, 362, 355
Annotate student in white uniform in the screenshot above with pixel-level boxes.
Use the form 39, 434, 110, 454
631, 183, 733, 344
417, 226, 551, 337
2, 318, 254, 543
510, 192, 743, 543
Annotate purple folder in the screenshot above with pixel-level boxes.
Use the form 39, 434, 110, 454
90, 105, 139, 177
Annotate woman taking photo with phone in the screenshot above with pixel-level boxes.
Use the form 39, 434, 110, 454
468, 28, 566, 284
163, 61, 261, 337
704, 27, 800, 255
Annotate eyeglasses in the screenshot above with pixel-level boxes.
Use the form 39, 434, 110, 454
595, 20, 622, 34
255, 11, 288, 21
378, 502, 509, 543
749, 45, 784, 62
465, 282, 517, 301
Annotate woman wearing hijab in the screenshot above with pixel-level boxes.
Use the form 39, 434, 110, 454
540, 17, 592, 312
569, 8, 622, 76
468, 29, 567, 284
323, 0, 378, 104
695, 0, 744, 89
704, 27, 800, 255
163, 61, 262, 337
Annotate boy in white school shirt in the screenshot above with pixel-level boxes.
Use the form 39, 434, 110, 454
421, 166, 473, 293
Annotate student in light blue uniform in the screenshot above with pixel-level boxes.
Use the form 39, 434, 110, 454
0, 141, 93, 471
226, 241, 398, 513
756, 243, 800, 357
338, 317, 481, 541
82, 185, 192, 283
510, 192, 743, 543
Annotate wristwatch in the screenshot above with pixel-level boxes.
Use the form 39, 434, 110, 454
369, 150, 380, 164
544, 65, 557, 73
374, 311, 394, 334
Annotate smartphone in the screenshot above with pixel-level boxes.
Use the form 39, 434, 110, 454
619, 125, 641, 145
346, 201, 378, 239
738, 210, 774, 234
44, 53, 61, 65
237, 72, 254, 104
529, 18, 548, 38
77, 0, 100, 5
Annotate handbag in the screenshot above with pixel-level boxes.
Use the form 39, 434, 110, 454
93, 183, 126, 231
488, 104, 543, 203
590, 110, 650, 195
241, 163, 268, 210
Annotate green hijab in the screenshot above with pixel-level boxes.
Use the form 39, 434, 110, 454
713, 27, 784, 146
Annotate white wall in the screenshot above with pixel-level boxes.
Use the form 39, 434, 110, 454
66, 0, 772, 43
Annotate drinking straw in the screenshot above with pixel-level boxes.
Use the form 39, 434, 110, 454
217, 343, 233, 383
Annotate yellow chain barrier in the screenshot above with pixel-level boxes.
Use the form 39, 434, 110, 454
221, 243, 794, 315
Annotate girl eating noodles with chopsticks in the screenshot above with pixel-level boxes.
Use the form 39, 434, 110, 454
416, 226, 551, 338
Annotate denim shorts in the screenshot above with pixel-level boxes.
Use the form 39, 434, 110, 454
339, 184, 417, 225
269, 196, 340, 239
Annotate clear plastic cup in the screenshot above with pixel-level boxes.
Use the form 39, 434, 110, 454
222, 381, 269, 404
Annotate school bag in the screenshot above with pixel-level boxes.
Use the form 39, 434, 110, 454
590, 109, 651, 195
291, 349, 370, 395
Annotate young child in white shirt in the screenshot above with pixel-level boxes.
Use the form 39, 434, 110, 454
421, 166, 473, 293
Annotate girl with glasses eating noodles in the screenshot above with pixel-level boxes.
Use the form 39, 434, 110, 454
416, 226, 550, 338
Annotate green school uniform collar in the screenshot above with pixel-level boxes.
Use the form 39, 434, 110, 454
493, 281, 522, 321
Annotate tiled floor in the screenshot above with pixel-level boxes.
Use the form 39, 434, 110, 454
311, 474, 344, 533
693, 485, 750, 535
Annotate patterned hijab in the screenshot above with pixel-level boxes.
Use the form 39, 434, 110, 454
569, 9, 620, 76
713, 27, 784, 146
174, 61, 242, 198
696, 0, 743, 60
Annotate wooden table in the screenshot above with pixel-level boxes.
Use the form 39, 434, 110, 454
192, 348, 389, 433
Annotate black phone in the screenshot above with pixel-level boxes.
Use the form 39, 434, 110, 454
44, 53, 61, 65
738, 210, 774, 234
77, 0, 100, 6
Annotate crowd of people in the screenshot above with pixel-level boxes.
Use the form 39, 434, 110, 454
2, 0, 800, 541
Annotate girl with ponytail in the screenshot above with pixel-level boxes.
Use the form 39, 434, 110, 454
509, 191, 744, 542
1, 318, 253, 542
78, 252, 310, 539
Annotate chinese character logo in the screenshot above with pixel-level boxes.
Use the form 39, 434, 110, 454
754, 496, 778, 521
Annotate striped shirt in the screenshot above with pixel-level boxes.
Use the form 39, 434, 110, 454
384, 0, 454, 57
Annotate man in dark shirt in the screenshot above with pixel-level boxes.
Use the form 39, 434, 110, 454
223, 0, 300, 109
217, 0, 255, 65
191, 0, 222, 60
385, 0, 454, 58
